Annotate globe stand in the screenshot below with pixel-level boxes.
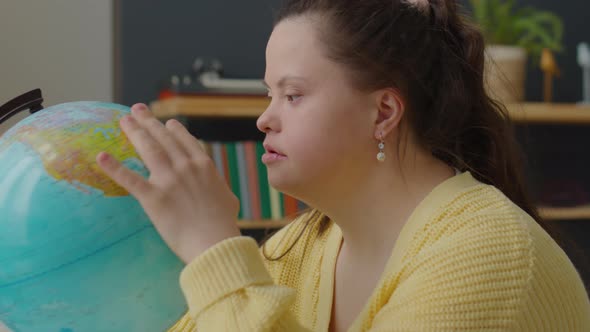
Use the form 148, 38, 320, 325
0, 89, 44, 125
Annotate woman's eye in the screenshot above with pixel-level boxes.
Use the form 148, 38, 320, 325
286, 95, 301, 102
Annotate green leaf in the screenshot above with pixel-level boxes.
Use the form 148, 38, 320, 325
466, 0, 564, 60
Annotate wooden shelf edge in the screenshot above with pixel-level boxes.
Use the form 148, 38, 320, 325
152, 97, 590, 124
538, 205, 590, 220
507, 102, 590, 124
237, 219, 292, 229
234, 205, 590, 229
151, 96, 269, 118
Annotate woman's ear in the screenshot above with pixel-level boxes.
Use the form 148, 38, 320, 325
374, 88, 404, 140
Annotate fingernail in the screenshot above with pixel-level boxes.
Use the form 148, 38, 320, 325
98, 152, 111, 163
131, 104, 147, 115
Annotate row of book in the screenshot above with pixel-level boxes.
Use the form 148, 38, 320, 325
201, 140, 307, 221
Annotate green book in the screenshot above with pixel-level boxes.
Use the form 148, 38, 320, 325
279, 191, 285, 218
256, 141, 272, 219
225, 142, 242, 219
270, 186, 282, 220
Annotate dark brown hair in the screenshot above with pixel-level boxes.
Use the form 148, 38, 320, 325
263, 0, 550, 260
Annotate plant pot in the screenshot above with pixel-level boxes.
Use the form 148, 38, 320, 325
484, 45, 527, 104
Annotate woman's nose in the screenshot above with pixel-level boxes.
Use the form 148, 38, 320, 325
256, 104, 279, 134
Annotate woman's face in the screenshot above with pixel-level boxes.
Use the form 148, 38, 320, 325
257, 16, 379, 199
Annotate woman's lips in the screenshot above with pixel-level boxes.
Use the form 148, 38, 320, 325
261, 152, 287, 164
262, 143, 287, 164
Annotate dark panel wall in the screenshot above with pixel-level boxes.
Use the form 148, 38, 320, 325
117, 0, 589, 105
116, 0, 281, 105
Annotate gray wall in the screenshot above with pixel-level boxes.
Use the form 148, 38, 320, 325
117, 0, 589, 105
0, 0, 113, 136
0, 0, 113, 108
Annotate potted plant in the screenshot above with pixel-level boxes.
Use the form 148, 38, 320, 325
468, 0, 564, 103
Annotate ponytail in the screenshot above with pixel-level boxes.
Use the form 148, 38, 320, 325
424, 0, 544, 227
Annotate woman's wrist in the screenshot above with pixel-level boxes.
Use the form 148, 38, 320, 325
181, 222, 242, 264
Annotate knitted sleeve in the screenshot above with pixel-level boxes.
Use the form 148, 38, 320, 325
167, 236, 310, 332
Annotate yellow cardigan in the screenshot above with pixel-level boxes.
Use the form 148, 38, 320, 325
169, 172, 590, 331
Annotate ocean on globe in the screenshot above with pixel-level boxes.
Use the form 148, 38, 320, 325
0, 101, 186, 332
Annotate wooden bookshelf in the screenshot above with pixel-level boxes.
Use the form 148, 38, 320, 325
508, 102, 590, 124
151, 97, 590, 124
151, 96, 590, 228
233, 206, 590, 229
539, 205, 590, 221
151, 95, 270, 118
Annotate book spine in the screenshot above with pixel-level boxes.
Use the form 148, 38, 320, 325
221, 143, 230, 185
279, 190, 285, 219
283, 194, 299, 217
269, 186, 282, 220
225, 142, 242, 219
211, 142, 225, 181
256, 141, 272, 219
235, 142, 252, 220
244, 141, 261, 220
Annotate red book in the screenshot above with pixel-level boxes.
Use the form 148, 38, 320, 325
283, 194, 299, 217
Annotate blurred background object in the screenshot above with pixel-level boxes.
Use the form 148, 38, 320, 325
540, 48, 561, 102
469, 0, 564, 103
578, 42, 590, 105
158, 56, 267, 98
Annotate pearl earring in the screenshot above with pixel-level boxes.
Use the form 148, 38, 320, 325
377, 133, 386, 162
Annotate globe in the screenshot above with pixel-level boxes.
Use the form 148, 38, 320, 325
0, 101, 186, 332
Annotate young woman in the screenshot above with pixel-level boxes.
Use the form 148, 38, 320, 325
98, 0, 590, 330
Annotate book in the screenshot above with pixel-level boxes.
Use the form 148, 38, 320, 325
244, 141, 262, 220
256, 141, 272, 219
235, 142, 252, 220
225, 142, 242, 219
201, 140, 307, 223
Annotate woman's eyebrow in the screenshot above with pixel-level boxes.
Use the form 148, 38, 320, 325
263, 76, 308, 89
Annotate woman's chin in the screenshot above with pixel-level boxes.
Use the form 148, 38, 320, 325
268, 173, 288, 192
268, 172, 300, 195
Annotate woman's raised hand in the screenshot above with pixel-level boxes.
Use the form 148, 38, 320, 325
97, 103, 241, 263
